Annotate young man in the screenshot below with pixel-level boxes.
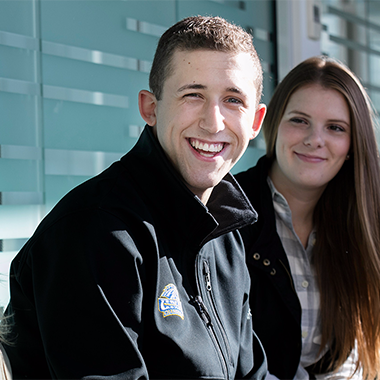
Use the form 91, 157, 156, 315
3, 16, 266, 379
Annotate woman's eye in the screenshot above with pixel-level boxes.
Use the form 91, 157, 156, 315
290, 117, 306, 124
329, 124, 345, 132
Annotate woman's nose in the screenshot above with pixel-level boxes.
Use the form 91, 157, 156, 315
303, 126, 325, 148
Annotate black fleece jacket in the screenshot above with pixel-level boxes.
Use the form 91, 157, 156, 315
4, 126, 266, 380
236, 155, 334, 380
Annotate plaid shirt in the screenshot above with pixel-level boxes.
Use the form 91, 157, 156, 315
267, 177, 323, 379
267, 177, 361, 380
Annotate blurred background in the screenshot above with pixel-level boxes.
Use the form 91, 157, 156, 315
1, 0, 379, 309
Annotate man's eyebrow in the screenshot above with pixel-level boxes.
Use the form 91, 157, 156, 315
176, 84, 246, 96
226, 87, 244, 95
177, 84, 207, 93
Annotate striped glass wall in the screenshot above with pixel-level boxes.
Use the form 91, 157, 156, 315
0, 0, 276, 307
321, 0, 380, 143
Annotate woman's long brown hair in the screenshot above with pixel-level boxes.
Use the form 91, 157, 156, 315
264, 56, 380, 378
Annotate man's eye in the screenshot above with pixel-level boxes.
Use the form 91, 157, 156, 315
226, 97, 242, 104
184, 93, 201, 98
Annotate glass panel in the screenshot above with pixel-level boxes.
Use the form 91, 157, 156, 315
0, 92, 40, 146
0, 205, 42, 239
0, 0, 36, 36
0, 45, 38, 81
40, 0, 174, 60
44, 149, 122, 176
41, 53, 148, 95
0, 159, 42, 192
43, 99, 137, 153
231, 145, 265, 175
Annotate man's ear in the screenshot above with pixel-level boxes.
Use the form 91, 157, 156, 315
138, 90, 157, 126
249, 104, 266, 140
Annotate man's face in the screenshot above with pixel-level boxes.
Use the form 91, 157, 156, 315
139, 49, 265, 204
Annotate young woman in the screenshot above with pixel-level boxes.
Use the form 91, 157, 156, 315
236, 56, 380, 379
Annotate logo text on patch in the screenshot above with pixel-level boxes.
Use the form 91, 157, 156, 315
157, 283, 184, 320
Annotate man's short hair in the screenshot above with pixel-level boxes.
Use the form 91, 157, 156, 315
149, 15, 263, 102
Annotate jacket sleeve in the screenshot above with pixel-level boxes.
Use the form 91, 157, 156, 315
6, 208, 154, 379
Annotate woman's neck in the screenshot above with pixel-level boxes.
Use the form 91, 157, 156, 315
269, 162, 325, 248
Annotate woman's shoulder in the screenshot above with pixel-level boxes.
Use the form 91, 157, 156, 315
235, 155, 270, 203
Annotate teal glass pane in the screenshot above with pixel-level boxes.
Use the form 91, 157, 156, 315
231, 145, 264, 175
0, 0, 36, 36
40, 0, 175, 60
177, 0, 245, 24
43, 99, 139, 153
245, 0, 275, 31
262, 73, 276, 105
0, 204, 42, 239
0, 159, 42, 192
0, 92, 39, 146
368, 1, 380, 27
177, 0, 273, 31
370, 56, 380, 88
0, 45, 37, 82
41, 54, 149, 97
254, 38, 274, 64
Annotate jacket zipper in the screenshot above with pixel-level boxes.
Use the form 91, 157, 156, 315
203, 260, 233, 367
191, 295, 228, 379
192, 256, 229, 379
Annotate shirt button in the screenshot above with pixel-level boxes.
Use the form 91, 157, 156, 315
253, 253, 260, 260
301, 280, 309, 288
302, 331, 308, 338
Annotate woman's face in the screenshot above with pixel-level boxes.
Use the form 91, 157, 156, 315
271, 83, 351, 194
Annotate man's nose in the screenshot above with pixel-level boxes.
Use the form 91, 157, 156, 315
199, 102, 225, 133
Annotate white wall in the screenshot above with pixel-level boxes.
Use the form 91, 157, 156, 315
276, 0, 322, 80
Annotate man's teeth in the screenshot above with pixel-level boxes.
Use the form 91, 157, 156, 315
191, 140, 224, 153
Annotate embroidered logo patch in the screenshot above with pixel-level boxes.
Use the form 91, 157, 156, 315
157, 283, 184, 320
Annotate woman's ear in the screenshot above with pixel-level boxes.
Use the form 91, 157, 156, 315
138, 90, 157, 126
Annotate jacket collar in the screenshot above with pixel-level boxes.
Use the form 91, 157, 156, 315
121, 125, 257, 248
236, 155, 280, 257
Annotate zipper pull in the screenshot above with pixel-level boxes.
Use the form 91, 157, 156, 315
203, 261, 212, 291
191, 295, 213, 327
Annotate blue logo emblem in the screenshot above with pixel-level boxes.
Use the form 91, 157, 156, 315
158, 283, 184, 320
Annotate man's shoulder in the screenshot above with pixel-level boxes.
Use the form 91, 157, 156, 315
35, 159, 148, 235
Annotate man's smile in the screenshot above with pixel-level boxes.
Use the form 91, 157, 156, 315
189, 138, 225, 158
